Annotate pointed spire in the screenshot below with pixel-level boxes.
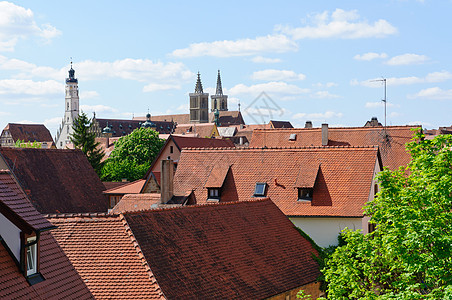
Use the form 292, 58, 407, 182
66, 58, 77, 83
194, 72, 204, 94
215, 70, 223, 96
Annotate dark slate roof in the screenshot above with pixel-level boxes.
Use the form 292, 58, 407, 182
0, 148, 107, 214
123, 199, 320, 299
96, 118, 174, 136
134, 110, 246, 126
269, 120, 294, 129
0, 170, 53, 232
3, 123, 53, 143
0, 231, 94, 299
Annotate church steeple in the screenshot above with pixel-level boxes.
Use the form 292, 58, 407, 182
215, 70, 223, 96
66, 60, 78, 83
211, 70, 228, 112
194, 72, 204, 94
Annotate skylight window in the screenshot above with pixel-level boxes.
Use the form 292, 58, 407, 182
289, 133, 297, 141
254, 183, 267, 197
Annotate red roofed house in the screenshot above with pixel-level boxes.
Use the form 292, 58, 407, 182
48, 199, 322, 299
172, 146, 381, 247
0, 148, 107, 213
0, 123, 54, 148
250, 124, 420, 170
0, 170, 93, 299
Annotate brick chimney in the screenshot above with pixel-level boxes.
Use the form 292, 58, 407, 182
161, 159, 174, 204
305, 121, 313, 128
321, 123, 328, 146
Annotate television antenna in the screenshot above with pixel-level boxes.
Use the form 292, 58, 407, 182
371, 77, 387, 128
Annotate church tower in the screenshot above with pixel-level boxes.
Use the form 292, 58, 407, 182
56, 62, 79, 148
211, 70, 228, 112
189, 72, 209, 123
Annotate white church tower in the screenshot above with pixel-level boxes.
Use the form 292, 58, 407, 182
56, 62, 79, 148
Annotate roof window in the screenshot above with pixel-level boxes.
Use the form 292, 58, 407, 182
26, 237, 37, 276
298, 188, 313, 201
254, 183, 267, 197
289, 133, 297, 141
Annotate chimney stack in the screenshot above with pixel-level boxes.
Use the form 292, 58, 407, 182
321, 123, 328, 146
305, 121, 313, 128
161, 159, 174, 204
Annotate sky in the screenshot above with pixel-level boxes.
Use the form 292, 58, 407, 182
0, 1, 451, 138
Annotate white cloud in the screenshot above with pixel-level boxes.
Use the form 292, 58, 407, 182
251, 56, 282, 63
311, 91, 340, 99
276, 9, 397, 40
251, 69, 306, 81
293, 111, 343, 120
171, 35, 298, 58
143, 83, 181, 92
80, 104, 119, 114
385, 53, 429, 65
79, 91, 99, 99
407, 121, 433, 128
354, 52, 388, 61
352, 71, 452, 87
0, 79, 63, 95
0, 2, 61, 51
229, 82, 309, 96
408, 87, 452, 100
365, 101, 396, 108
313, 82, 338, 88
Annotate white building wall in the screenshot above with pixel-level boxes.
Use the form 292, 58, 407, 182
0, 213, 22, 262
290, 217, 363, 248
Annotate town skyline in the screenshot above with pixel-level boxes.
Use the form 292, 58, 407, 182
1, 1, 451, 137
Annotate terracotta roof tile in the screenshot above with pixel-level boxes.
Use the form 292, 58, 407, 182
171, 135, 234, 149
102, 181, 130, 190
173, 123, 217, 138
0, 148, 107, 214
0, 231, 93, 299
250, 125, 419, 170
174, 147, 379, 217
110, 194, 161, 214
122, 199, 320, 299
0, 170, 53, 231
3, 123, 53, 143
103, 179, 146, 195
48, 214, 163, 299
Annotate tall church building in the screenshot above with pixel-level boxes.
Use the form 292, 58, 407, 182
189, 72, 209, 123
55, 63, 79, 148
211, 70, 228, 112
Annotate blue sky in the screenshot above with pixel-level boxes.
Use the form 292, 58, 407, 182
0, 1, 451, 137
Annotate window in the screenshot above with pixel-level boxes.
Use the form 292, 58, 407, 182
170, 146, 174, 154
368, 223, 377, 233
208, 188, 220, 200
374, 183, 378, 197
289, 133, 297, 141
26, 237, 37, 276
298, 188, 313, 201
254, 183, 267, 196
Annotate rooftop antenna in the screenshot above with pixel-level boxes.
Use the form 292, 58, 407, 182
371, 77, 387, 128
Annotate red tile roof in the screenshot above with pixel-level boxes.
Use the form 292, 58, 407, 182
171, 135, 234, 150
0, 170, 53, 231
102, 181, 130, 190
0, 148, 107, 214
174, 147, 380, 217
3, 123, 54, 143
109, 193, 161, 214
249, 125, 419, 170
103, 179, 146, 195
122, 199, 320, 299
0, 231, 93, 299
173, 123, 217, 138
47, 214, 163, 299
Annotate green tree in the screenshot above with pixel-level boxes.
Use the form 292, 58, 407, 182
15, 140, 42, 148
71, 112, 104, 175
101, 127, 164, 182
323, 130, 452, 299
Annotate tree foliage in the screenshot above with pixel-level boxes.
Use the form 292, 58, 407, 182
323, 130, 452, 299
15, 140, 42, 148
71, 112, 104, 175
101, 127, 164, 182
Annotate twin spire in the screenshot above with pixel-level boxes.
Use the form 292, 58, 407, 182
194, 70, 223, 96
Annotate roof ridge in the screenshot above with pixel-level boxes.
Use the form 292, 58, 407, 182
44, 212, 115, 219
182, 145, 379, 151
122, 198, 272, 216
253, 125, 421, 131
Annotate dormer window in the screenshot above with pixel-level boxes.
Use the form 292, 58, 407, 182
298, 188, 313, 201
254, 183, 267, 197
26, 237, 37, 276
208, 188, 220, 201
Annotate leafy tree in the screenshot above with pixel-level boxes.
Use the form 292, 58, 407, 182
71, 112, 104, 175
323, 130, 452, 299
15, 140, 42, 148
101, 127, 164, 182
